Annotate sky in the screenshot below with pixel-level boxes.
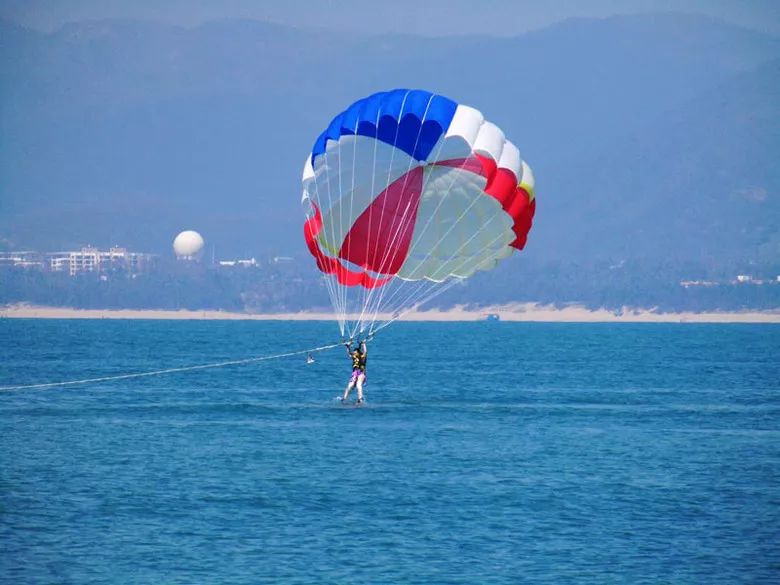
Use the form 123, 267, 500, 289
2, 0, 780, 36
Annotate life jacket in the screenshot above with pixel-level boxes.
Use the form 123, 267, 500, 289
352, 352, 366, 372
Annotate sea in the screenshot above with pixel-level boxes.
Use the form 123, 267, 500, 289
1, 319, 778, 584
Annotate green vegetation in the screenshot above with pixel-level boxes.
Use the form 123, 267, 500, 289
2, 258, 777, 313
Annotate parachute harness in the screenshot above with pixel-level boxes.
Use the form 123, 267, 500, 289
0, 340, 345, 392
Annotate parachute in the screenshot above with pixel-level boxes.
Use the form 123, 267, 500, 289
301, 89, 536, 338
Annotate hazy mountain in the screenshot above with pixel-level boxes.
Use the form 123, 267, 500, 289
540, 57, 780, 265
1, 13, 778, 277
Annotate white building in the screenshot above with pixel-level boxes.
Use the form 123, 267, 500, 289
218, 257, 257, 268
0, 251, 44, 269
48, 246, 153, 276
679, 280, 717, 288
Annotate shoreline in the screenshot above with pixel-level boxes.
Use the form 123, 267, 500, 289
2, 303, 779, 323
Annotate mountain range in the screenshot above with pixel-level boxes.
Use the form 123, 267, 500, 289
1, 13, 778, 280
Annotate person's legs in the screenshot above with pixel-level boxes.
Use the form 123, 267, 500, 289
356, 373, 365, 402
342, 372, 357, 400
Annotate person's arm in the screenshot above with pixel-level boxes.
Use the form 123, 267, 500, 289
360, 340, 367, 357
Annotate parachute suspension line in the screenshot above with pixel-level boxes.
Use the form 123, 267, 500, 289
310, 164, 336, 332
335, 124, 345, 334
318, 127, 348, 334
345, 106, 359, 338
335, 109, 348, 333
311, 170, 345, 337
362, 171, 455, 331
364, 136, 478, 335
355, 91, 424, 332
337, 91, 474, 339
372, 278, 461, 335
374, 274, 451, 331
377, 276, 438, 322
347, 95, 382, 341
0, 341, 345, 393
339, 118, 353, 335
372, 160, 508, 323
356, 115, 382, 340
352, 90, 416, 339
374, 229, 510, 334
358, 107, 383, 339
359, 195, 415, 330
358, 93, 438, 336
371, 205, 513, 332
362, 124, 476, 334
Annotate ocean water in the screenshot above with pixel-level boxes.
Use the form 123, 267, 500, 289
1, 319, 778, 584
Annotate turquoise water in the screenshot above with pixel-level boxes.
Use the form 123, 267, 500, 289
1, 320, 779, 584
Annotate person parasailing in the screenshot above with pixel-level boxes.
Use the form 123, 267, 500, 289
342, 339, 368, 404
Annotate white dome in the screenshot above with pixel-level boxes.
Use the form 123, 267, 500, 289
173, 230, 205, 258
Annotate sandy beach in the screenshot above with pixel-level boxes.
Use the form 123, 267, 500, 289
2, 303, 779, 323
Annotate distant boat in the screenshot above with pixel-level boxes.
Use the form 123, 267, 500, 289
485, 313, 500, 322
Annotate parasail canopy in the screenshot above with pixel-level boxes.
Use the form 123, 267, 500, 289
301, 89, 536, 338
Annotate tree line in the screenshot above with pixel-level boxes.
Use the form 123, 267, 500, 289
1, 257, 778, 313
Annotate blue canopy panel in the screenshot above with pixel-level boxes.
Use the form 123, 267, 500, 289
311, 89, 458, 165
